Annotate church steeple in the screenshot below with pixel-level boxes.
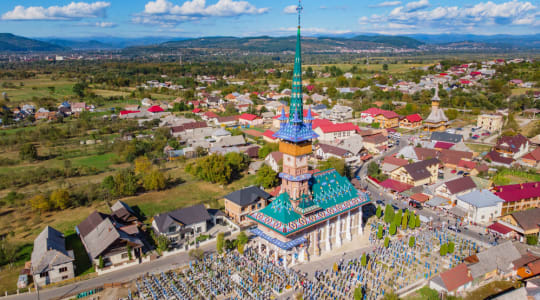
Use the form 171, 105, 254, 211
289, 0, 303, 123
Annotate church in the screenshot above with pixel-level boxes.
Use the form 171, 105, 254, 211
247, 3, 371, 267
423, 88, 449, 132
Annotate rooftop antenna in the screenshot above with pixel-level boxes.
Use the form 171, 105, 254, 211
296, 0, 303, 28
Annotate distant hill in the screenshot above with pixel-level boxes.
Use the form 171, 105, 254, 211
132, 35, 423, 53
43, 39, 115, 50
0, 33, 68, 52
408, 34, 540, 49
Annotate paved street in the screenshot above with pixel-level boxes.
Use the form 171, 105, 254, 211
6, 243, 217, 300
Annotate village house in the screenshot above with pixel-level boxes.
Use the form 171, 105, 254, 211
400, 114, 423, 129
494, 134, 530, 159
467, 242, 521, 284
362, 133, 388, 154
238, 113, 263, 126
265, 151, 283, 172
76, 211, 144, 269
71, 102, 86, 113
338, 135, 364, 157
435, 176, 478, 204
429, 263, 473, 295
498, 207, 540, 243
485, 150, 515, 167
224, 186, 271, 225
492, 182, 540, 215
313, 119, 359, 143
431, 132, 463, 144
477, 114, 503, 132
390, 158, 440, 186
456, 190, 503, 224
520, 147, 540, 167
315, 143, 350, 160
262, 130, 278, 143
215, 115, 239, 127
152, 204, 216, 247
31, 226, 75, 286
381, 155, 409, 174
513, 254, 540, 280
169, 121, 208, 138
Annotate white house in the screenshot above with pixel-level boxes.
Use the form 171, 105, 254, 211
456, 190, 504, 225
152, 204, 212, 246
313, 120, 358, 143
31, 227, 75, 286
265, 151, 283, 172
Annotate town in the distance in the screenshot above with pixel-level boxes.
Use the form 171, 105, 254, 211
1, 1, 540, 300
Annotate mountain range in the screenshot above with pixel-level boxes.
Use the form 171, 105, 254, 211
1, 33, 540, 52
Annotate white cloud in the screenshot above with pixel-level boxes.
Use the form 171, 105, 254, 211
77, 21, 117, 27
279, 27, 352, 35
404, 0, 429, 12
283, 5, 298, 14
361, 0, 539, 32
2, 2, 110, 21
369, 1, 402, 8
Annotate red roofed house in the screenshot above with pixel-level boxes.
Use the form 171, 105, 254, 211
238, 113, 263, 126
380, 178, 413, 193
429, 263, 473, 295
457, 159, 477, 173
360, 107, 399, 128
192, 108, 202, 114
434, 141, 454, 150
493, 182, 540, 215
313, 120, 359, 143
495, 134, 530, 159
262, 130, 278, 143
147, 105, 164, 113
521, 147, 540, 167
202, 111, 219, 121
487, 222, 514, 238
399, 114, 423, 129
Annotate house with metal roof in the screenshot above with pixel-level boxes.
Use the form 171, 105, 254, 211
429, 263, 473, 295
152, 204, 213, 246
31, 226, 75, 286
434, 176, 478, 203
390, 158, 440, 186
456, 190, 504, 224
224, 186, 271, 225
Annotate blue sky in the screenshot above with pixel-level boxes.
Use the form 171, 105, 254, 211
0, 0, 539, 38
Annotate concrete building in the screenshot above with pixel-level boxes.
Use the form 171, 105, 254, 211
477, 114, 503, 132
224, 186, 271, 225
456, 190, 504, 224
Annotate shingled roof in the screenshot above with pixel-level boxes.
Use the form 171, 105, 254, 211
403, 158, 440, 181
496, 134, 529, 153
153, 204, 212, 233
31, 226, 74, 274
445, 176, 477, 195
224, 186, 271, 207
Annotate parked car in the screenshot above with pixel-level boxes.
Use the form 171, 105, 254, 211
408, 200, 423, 209
451, 169, 457, 174
457, 170, 464, 175
376, 200, 384, 205
448, 225, 461, 233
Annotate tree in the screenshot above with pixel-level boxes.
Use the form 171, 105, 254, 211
440, 243, 448, 256
317, 157, 350, 178
143, 169, 166, 191
127, 245, 132, 260
98, 256, 104, 269
255, 164, 278, 188
448, 241, 455, 254
0, 239, 17, 266
237, 243, 245, 254
237, 231, 249, 246
384, 291, 399, 300
401, 211, 408, 230
50, 189, 70, 210
354, 286, 363, 300
73, 82, 87, 98
408, 212, 416, 229
333, 262, 339, 272
134, 156, 152, 175
382, 64, 388, 71
384, 236, 390, 248
114, 169, 139, 196
415, 215, 421, 228
526, 234, 538, 245
384, 204, 394, 224
29, 194, 51, 212
446, 109, 459, 120
376, 206, 382, 219
361, 253, 367, 267
258, 143, 279, 159
409, 236, 415, 248
19, 143, 38, 161
389, 223, 397, 235
189, 249, 204, 261
377, 224, 383, 240
393, 209, 402, 226
216, 232, 225, 254
186, 154, 232, 184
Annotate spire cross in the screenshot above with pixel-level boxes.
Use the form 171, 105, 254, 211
296, 0, 303, 27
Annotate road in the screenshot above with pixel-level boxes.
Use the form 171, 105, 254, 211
6, 243, 217, 300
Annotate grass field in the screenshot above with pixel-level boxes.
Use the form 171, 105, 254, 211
71, 153, 118, 171
465, 143, 493, 153
492, 169, 540, 185
1, 76, 75, 103
465, 280, 520, 300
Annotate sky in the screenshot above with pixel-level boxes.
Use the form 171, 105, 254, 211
0, 0, 539, 38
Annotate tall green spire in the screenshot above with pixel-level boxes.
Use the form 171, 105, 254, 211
289, 0, 303, 123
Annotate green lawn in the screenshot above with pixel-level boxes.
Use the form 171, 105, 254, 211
65, 232, 94, 276
493, 169, 540, 185
465, 143, 492, 153
72, 153, 118, 171
1, 77, 75, 103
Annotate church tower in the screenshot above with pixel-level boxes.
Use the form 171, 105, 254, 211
273, 0, 317, 208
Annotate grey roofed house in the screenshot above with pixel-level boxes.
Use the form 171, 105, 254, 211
80, 216, 143, 259
110, 200, 138, 223
213, 135, 246, 148
444, 176, 477, 195
468, 241, 521, 279
339, 135, 364, 156
212, 128, 232, 139
426, 196, 449, 207
457, 190, 504, 208
153, 204, 212, 234
451, 142, 472, 152
224, 186, 271, 207
403, 158, 440, 181
31, 226, 74, 274
317, 143, 349, 158
396, 146, 418, 161
430, 132, 463, 143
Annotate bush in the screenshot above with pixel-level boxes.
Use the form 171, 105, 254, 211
376, 206, 382, 218
448, 241, 455, 254
354, 286, 363, 300
389, 223, 397, 235
216, 233, 225, 254
361, 253, 367, 267
384, 204, 394, 224
255, 164, 278, 188
384, 236, 390, 248
19, 143, 38, 161
526, 234, 538, 245
377, 225, 383, 240
440, 243, 448, 256
409, 236, 415, 248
